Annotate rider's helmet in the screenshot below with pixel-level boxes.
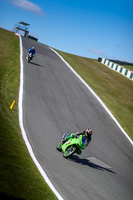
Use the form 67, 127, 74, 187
85, 129, 92, 137
32, 47, 35, 50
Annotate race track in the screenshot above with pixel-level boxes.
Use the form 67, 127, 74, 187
21, 37, 133, 200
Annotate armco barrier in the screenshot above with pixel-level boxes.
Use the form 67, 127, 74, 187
100, 58, 133, 81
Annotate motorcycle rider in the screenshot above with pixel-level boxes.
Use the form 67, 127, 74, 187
61, 128, 92, 147
27, 47, 36, 57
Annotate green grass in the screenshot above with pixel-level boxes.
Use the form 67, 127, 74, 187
122, 65, 133, 71
54, 50, 133, 140
0, 28, 57, 200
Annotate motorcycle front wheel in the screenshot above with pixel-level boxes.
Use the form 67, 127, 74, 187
56, 143, 62, 151
63, 146, 77, 158
28, 57, 31, 62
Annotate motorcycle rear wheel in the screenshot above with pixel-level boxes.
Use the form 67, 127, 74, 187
63, 146, 77, 158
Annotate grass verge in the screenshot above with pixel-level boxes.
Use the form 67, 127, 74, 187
55, 50, 133, 140
0, 28, 57, 200
122, 65, 133, 71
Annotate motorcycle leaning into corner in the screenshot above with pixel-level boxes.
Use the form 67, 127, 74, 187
26, 52, 33, 62
26, 47, 36, 63
56, 133, 88, 158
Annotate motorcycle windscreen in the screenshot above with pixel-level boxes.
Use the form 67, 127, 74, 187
82, 136, 87, 145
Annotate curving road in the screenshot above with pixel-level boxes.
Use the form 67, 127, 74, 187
21, 37, 133, 200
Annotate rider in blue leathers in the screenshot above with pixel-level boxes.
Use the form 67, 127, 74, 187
28, 47, 36, 56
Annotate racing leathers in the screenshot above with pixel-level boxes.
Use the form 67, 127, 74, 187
61, 130, 91, 147
28, 48, 36, 56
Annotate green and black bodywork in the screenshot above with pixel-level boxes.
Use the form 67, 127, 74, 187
56, 134, 87, 158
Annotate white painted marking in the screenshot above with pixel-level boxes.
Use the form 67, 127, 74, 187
50, 48, 133, 146
18, 36, 64, 200
86, 157, 112, 169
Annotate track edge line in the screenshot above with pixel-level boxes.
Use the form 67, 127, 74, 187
18, 36, 64, 200
50, 47, 133, 146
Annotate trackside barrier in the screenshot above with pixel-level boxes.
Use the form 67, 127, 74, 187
100, 58, 133, 81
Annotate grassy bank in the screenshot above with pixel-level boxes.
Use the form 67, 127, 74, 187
122, 65, 133, 71
0, 28, 57, 200
55, 50, 133, 140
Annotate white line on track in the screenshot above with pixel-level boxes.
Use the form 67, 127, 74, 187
50, 48, 133, 146
18, 36, 64, 200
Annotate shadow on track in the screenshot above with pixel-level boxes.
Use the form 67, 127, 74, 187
69, 155, 116, 174
29, 62, 44, 67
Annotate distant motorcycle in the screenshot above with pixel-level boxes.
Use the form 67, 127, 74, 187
56, 134, 87, 158
26, 53, 33, 62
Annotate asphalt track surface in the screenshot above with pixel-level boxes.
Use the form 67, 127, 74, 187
22, 37, 133, 200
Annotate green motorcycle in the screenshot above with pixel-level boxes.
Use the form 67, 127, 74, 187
56, 134, 87, 158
